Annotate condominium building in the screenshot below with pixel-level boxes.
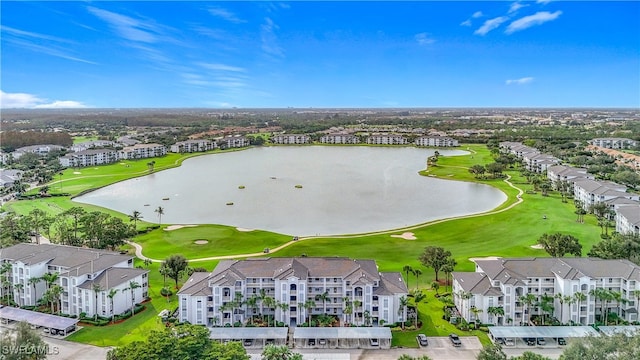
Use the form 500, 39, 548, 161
271, 134, 311, 145
178, 257, 408, 328
546, 165, 594, 189
218, 136, 249, 149
573, 179, 638, 210
366, 135, 408, 145
0, 244, 148, 318
453, 258, 640, 326
590, 138, 638, 150
59, 149, 119, 168
320, 134, 359, 144
170, 140, 216, 153
415, 136, 459, 147
616, 204, 640, 235
69, 140, 116, 152
118, 143, 167, 160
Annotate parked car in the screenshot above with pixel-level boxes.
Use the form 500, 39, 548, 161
417, 334, 429, 346
370, 338, 379, 346
449, 333, 462, 347
308, 339, 316, 346
537, 337, 546, 345
522, 338, 536, 346
505, 338, 515, 346
318, 339, 327, 345
555, 337, 566, 345
243, 339, 253, 346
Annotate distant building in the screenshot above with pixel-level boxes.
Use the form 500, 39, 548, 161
0, 169, 23, 188
170, 140, 216, 153
616, 204, 640, 235
415, 136, 458, 147
218, 136, 249, 149
573, 179, 638, 210
118, 143, 167, 160
366, 135, 407, 145
271, 134, 311, 145
320, 134, 359, 144
12, 145, 65, 160
546, 165, 594, 188
70, 140, 116, 152
591, 138, 637, 150
59, 149, 119, 168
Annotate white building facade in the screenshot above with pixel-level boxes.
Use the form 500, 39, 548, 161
178, 257, 408, 328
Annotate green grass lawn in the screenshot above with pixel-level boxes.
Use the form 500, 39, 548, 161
3, 144, 606, 348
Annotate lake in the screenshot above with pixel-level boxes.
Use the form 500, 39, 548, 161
74, 146, 507, 236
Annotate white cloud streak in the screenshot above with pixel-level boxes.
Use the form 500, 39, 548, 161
474, 16, 509, 36
509, 2, 529, 14
506, 11, 562, 34
261, 17, 284, 58
207, 7, 246, 23
0, 91, 88, 109
87, 6, 160, 43
505, 77, 534, 85
1, 26, 96, 64
414, 33, 435, 45
460, 19, 472, 27
472, 11, 484, 18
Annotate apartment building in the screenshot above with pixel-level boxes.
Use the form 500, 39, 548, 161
178, 257, 408, 328
453, 257, 640, 326
218, 136, 249, 149
118, 143, 167, 160
69, 140, 116, 152
271, 134, 311, 145
546, 165, 594, 189
320, 134, 359, 144
59, 149, 119, 168
415, 136, 459, 147
616, 204, 640, 235
0, 244, 148, 318
12, 145, 65, 160
170, 140, 216, 153
366, 135, 408, 145
591, 138, 638, 150
573, 179, 639, 210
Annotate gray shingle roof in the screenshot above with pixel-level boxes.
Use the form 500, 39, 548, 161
77, 267, 148, 290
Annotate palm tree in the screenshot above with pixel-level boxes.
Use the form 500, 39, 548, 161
573, 292, 587, 325
538, 294, 554, 325
431, 281, 440, 294
413, 269, 422, 289
14, 283, 24, 307
343, 298, 353, 326
231, 292, 244, 324
519, 293, 537, 326
303, 299, 316, 327
41, 272, 59, 291
49, 285, 63, 314
442, 258, 457, 292
107, 289, 119, 323
470, 307, 483, 326
276, 301, 288, 326
353, 300, 362, 325
611, 291, 626, 324
92, 282, 103, 321
633, 290, 640, 320
459, 291, 473, 322
159, 262, 169, 288
262, 296, 276, 326
28, 277, 42, 306
315, 291, 330, 315
398, 295, 408, 329
412, 291, 426, 328
246, 295, 259, 325
487, 306, 505, 325
154, 206, 165, 225
124, 281, 141, 316
129, 210, 143, 229
0, 262, 13, 301
402, 265, 414, 289
590, 288, 607, 324
555, 294, 569, 324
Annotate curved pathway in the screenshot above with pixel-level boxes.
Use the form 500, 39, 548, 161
128, 171, 525, 263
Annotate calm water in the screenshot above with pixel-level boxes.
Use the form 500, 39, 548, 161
74, 146, 506, 236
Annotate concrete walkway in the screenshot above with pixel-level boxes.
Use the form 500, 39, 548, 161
127, 172, 525, 263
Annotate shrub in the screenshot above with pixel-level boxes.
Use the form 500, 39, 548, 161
160, 287, 173, 296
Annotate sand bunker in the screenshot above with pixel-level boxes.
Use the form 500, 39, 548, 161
73, 171, 81, 174
469, 256, 502, 262
194, 240, 208, 245
164, 225, 197, 231
236, 227, 254, 232
530, 244, 544, 249
391, 232, 417, 240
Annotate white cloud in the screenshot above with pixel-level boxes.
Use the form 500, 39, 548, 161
207, 7, 246, 23
261, 17, 284, 58
506, 11, 562, 34
87, 6, 159, 43
472, 11, 484, 18
509, 2, 529, 14
460, 19, 472, 27
537, 0, 553, 4
415, 33, 435, 45
198, 63, 247, 73
0, 91, 87, 109
34, 101, 87, 109
474, 16, 509, 36
505, 77, 534, 85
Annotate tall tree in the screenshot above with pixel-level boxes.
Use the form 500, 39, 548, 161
124, 281, 141, 316
108, 288, 119, 323
418, 246, 452, 281
398, 295, 408, 329
519, 293, 537, 326
537, 233, 582, 257
165, 254, 188, 289
402, 265, 414, 289
129, 210, 143, 229
0, 321, 48, 360
573, 292, 587, 325
261, 344, 302, 360
155, 206, 165, 225
93, 282, 103, 320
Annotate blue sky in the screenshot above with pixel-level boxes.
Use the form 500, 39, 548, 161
1, 1, 639, 108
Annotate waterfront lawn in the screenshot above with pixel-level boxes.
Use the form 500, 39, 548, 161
135, 225, 292, 260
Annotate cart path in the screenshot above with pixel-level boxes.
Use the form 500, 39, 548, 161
128, 173, 524, 263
